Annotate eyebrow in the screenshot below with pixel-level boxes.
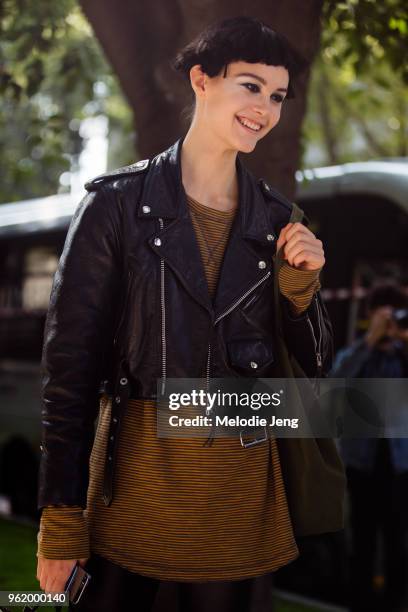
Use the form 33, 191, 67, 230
235, 72, 288, 93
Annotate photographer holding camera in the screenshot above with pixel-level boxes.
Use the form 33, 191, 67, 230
331, 282, 408, 612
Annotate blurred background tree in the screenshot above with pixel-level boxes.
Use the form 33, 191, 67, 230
0, 0, 406, 203
303, 0, 408, 165
0, 0, 134, 201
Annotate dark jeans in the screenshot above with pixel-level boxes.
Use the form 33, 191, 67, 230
346, 439, 408, 612
68, 553, 275, 612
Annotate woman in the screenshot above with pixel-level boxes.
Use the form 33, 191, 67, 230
36, 15, 345, 612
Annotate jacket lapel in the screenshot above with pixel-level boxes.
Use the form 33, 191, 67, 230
139, 136, 280, 321
211, 163, 276, 320
151, 211, 214, 316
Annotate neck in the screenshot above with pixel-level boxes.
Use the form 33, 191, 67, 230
180, 125, 239, 212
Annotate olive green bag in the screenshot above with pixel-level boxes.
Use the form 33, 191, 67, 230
272, 202, 346, 537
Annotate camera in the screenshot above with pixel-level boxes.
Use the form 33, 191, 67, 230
392, 309, 408, 330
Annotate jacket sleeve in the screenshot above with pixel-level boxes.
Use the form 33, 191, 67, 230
280, 289, 334, 379
38, 185, 122, 509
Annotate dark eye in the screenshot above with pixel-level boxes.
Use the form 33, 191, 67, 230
271, 94, 285, 103
242, 82, 260, 93
242, 83, 285, 103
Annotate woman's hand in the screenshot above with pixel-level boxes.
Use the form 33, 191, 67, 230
276, 222, 325, 271
37, 555, 89, 594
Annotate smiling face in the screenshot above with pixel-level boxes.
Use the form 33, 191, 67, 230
189, 60, 290, 153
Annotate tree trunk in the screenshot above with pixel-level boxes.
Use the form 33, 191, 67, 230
317, 67, 339, 165
79, 0, 324, 199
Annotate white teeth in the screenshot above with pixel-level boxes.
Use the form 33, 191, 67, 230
237, 116, 261, 131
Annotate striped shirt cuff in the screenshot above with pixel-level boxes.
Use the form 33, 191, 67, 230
37, 506, 90, 560
278, 261, 322, 316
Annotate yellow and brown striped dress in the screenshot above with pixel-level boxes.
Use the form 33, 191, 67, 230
38, 194, 321, 581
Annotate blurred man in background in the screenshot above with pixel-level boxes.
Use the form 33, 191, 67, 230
331, 283, 408, 612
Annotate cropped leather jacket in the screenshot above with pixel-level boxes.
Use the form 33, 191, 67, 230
38, 136, 333, 510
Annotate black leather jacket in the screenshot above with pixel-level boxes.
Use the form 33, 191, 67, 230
38, 136, 333, 510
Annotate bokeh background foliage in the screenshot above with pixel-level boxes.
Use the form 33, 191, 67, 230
0, 0, 407, 203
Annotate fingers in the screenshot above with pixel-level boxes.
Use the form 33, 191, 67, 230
367, 307, 395, 344
276, 223, 291, 253
37, 557, 77, 595
284, 222, 314, 242
285, 240, 322, 262
36, 556, 42, 582
280, 223, 324, 269
277, 223, 321, 253
372, 307, 392, 327
288, 250, 325, 270
47, 576, 62, 596
276, 222, 325, 270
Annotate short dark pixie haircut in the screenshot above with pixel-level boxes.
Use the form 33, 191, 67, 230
171, 15, 309, 117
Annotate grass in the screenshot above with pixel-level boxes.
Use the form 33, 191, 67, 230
0, 517, 39, 591
0, 517, 321, 612
0, 517, 64, 610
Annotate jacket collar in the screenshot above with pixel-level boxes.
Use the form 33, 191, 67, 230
138, 135, 275, 245
137, 136, 284, 320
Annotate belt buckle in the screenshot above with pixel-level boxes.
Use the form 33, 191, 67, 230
239, 426, 268, 448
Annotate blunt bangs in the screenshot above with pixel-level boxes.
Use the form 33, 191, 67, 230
171, 15, 309, 100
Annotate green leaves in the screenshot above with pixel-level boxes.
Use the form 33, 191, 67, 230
300, 0, 408, 167
321, 0, 408, 84
0, 0, 133, 203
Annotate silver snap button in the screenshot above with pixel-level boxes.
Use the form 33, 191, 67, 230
113, 417, 118, 424
266, 234, 275, 242
115, 396, 121, 403
154, 238, 162, 246
258, 260, 266, 269
142, 205, 151, 214
250, 361, 258, 369
120, 377, 128, 385
108, 455, 112, 461
110, 435, 114, 441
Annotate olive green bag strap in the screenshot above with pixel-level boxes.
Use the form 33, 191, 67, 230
271, 203, 346, 537
272, 202, 307, 379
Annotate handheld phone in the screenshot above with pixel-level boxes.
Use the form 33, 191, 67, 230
64, 562, 91, 605
21, 562, 91, 611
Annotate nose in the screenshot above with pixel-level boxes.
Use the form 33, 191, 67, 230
252, 97, 272, 124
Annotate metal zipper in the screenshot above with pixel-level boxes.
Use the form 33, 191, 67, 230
306, 294, 323, 376
314, 293, 323, 372
158, 217, 166, 396
306, 315, 321, 369
214, 271, 271, 325
205, 270, 271, 416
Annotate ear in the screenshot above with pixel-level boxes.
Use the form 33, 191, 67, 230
189, 64, 207, 98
